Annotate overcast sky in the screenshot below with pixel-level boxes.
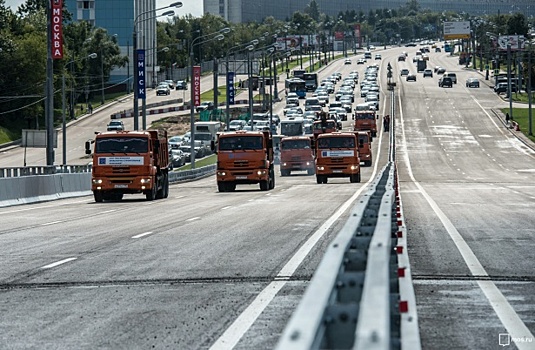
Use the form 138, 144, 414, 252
4, 0, 202, 17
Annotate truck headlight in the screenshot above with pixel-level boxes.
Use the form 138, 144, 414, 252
282, 162, 287, 166
350, 165, 359, 170
140, 178, 151, 184
317, 166, 324, 171
92, 179, 103, 184
217, 171, 226, 176
257, 170, 266, 176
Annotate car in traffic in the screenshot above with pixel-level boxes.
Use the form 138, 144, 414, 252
168, 135, 185, 149
164, 80, 175, 89
156, 83, 170, 96
176, 80, 187, 90
106, 120, 125, 131
169, 149, 185, 168
423, 69, 433, 77
228, 120, 246, 131
196, 101, 214, 112
344, 58, 351, 65
494, 82, 517, 94
443, 72, 457, 84
406, 74, 417, 82
436, 67, 446, 74
438, 76, 453, 88
400, 69, 410, 76
466, 78, 480, 88
375, 54, 382, 60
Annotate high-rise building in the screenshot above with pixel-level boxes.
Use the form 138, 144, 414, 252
65, 0, 158, 86
204, 0, 534, 23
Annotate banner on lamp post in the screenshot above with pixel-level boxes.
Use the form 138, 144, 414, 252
137, 49, 146, 100
227, 72, 235, 105
193, 66, 201, 106
51, 0, 63, 59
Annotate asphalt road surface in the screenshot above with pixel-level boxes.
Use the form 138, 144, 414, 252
1, 46, 534, 350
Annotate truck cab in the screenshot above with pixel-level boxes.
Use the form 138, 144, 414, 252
357, 131, 373, 167
280, 136, 315, 176
215, 130, 275, 192
315, 132, 361, 184
354, 110, 377, 138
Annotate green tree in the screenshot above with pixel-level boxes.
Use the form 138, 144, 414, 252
305, 0, 320, 22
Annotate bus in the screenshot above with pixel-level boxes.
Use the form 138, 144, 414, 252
303, 73, 318, 91
280, 118, 305, 136
285, 78, 307, 99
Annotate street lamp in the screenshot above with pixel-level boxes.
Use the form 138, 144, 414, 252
63, 52, 97, 165
190, 28, 229, 169
225, 40, 259, 131
132, 2, 181, 131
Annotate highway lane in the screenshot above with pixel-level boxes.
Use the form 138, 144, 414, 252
0, 55, 396, 349
392, 46, 535, 349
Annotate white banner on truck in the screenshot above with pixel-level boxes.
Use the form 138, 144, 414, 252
98, 157, 144, 165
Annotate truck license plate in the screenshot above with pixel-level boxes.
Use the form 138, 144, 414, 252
236, 176, 247, 180
114, 184, 128, 188
333, 170, 343, 173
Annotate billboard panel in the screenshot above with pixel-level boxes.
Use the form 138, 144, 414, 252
193, 66, 201, 107
443, 21, 470, 40
497, 35, 526, 51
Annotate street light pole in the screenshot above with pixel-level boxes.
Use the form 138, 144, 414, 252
507, 42, 513, 120
132, 2, 181, 131
101, 46, 105, 105
190, 29, 229, 169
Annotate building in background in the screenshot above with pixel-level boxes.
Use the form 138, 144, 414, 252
65, 0, 158, 87
204, 0, 535, 23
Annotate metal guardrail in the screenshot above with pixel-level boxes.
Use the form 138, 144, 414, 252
0, 165, 92, 178
169, 164, 216, 183
276, 84, 420, 350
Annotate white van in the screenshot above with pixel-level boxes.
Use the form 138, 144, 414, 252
364, 51, 372, 59
444, 72, 457, 84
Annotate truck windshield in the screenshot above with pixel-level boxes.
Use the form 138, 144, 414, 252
281, 139, 310, 150
356, 113, 375, 120
313, 121, 336, 130
281, 122, 304, 136
219, 136, 263, 151
95, 137, 148, 153
317, 137, 355, 149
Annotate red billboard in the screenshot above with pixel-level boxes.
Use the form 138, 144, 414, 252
193, 66, 201, 107
51, 0, 63, 59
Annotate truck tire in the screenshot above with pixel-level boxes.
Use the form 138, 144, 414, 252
218, 181, 226, 192
260, 180, 269, 191
365, 160, 372, 167
269, 168, 275, 189
356, 172, 361, 183
94, 191, 104, 203
350, 174, 358, 183
227, 182, 236, 191
163, 174, 169, 198
146, 185, 157, 201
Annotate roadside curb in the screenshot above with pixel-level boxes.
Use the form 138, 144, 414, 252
491, 109, 535, 152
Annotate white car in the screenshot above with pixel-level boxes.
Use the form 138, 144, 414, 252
106, 120, 125, 131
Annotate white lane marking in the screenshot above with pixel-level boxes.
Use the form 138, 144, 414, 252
221, 206, 232, 210
41, 257, 77, 269
399, 94, 535, 350
209, 112, 387, 350
186, 217, 200, 222
132, 231, 153, 239
41, 221, 64, 226
0, 199, 89, 215
101, 209, 117, 214
175, 195, 185, 199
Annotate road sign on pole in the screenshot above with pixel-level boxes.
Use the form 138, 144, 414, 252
443, 21, 470, 40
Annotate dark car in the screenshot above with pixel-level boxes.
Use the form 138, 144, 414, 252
156, 84, 170, 96
176, 80, 187, 90
466, 78, 480, 88
196, 101, 214, 112
423, 69, 433, 78
406, 74, 417, 82
494, 82, 517, 94
439, 77, 453, 88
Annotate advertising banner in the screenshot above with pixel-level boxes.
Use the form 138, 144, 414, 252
51, 0, 63, 59
497, 35, 526, 51
227, 72, 235, 105
193, 66, 201, 107
354, 24, 361, 48
443, 21, 470, 40
136, 49, 146, 99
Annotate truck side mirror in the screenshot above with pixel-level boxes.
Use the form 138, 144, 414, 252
85, 140, 92, 155
210, 140, 217, 153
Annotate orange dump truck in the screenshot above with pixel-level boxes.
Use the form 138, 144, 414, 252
312, 119, 337, 139
86, 130, 170, 202
215, 130, 275, 192
280, 136, 315, 176
357, 131, 373, 167
315, 132, 361, 184
354, 110, 377, 138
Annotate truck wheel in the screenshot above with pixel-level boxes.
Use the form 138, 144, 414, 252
269, 168, 275, 189
146, 185, 157, 201
260, 180, 269, 191
365, 160, 372, 167
357, 173, 361, 183
316, 176, 322, 184
94, 192, 104, 202
323, 177, 328, 184
163, 174, 169, 198
227, 182, 236, 191
218, 181, 226, 192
